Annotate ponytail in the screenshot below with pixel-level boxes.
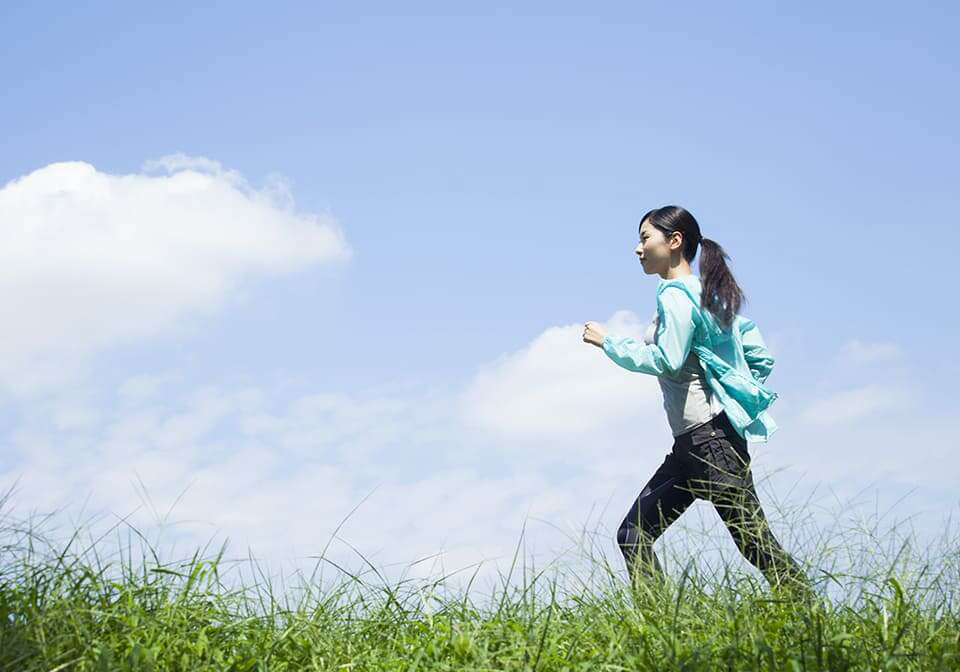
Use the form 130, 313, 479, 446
698, 237, 744, 330
639, 205, 746, 331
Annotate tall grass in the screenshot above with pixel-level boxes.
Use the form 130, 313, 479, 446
1, 481, 958, 671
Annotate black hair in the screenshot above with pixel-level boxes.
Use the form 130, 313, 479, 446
638, 205, 745, 330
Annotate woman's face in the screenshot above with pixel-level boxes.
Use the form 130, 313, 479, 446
635, 219, 682, 275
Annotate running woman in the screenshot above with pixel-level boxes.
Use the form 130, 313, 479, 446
582, 205, 811, 596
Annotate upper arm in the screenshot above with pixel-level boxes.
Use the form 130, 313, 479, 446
600, 288, 697, 377
655, 287, 697, 375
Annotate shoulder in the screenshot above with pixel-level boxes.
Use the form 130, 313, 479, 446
656, 281, 698, 311
656, 285, 700, 327
735, 315, 759, 334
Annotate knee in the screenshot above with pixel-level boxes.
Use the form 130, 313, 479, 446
617, 517, 651, 553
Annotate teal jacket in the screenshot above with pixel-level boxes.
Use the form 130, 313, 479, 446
601, 274, 779, 443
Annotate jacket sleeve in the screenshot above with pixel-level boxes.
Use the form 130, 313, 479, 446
738, 317, 775, 385
600, 287, 695, 377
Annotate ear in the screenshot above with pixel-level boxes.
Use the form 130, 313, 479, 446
669, 231, 684, 251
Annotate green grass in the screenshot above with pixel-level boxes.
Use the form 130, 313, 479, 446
1, 482, 958, 671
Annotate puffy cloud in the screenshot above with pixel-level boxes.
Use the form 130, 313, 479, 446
458, 310, 665, 445
0, 156, 351, 397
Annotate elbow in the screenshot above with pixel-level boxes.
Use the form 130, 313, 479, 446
660, 348, 690, 378
665, 345, 693, 377
663, 359, 685, 378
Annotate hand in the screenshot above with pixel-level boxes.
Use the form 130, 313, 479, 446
582, 321, 607, 347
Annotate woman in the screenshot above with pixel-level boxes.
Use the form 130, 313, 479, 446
582, 205, 811, 596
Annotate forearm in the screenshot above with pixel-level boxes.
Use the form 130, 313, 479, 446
601, 334, 676, 376
739, 317, 775, 384
746, 352, 774, 384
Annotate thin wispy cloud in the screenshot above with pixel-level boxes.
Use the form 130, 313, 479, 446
836, 339, 903, 366
797, 383, 916, 427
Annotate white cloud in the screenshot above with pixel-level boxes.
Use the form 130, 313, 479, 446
836, 339, 902, 366
0, 308, 677, 593
2, 304, 954, 601
797, 383, 916, 426
458, 310, 664, 443
0, 157, 351, 397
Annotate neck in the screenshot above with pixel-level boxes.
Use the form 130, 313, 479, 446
661, 260, 693, 280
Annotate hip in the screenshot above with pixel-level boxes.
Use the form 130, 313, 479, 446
665, 411, 752, 491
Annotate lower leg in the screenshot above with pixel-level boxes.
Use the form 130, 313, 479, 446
617, 474, 693, 587
617, 522, 664, 584
714, 485, 812, 595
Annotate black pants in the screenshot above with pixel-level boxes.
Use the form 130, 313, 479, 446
616, 410, 809, 592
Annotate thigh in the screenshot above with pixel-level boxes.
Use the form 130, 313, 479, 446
711, 466, 783, 558
686, 430, 753, 502
690, 437, 772, 548
622, 453, 697, 539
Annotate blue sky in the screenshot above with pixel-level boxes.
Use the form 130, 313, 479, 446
1, 2, 958, 593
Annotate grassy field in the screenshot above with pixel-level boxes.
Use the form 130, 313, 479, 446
1, 485, 958, 671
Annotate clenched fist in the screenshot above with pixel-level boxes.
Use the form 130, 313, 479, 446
582, 321, 607, 347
